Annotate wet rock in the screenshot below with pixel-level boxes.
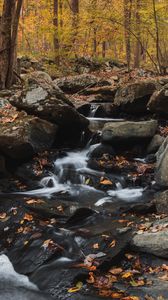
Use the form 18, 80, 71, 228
0, 254, 51, 300
18, 55, 44, 72
10, 83, 89, 140
155, 136, 168, 187
88, 143, 115, 158
81, 85, 117, 100
147, 134, 164, 154
131, 228, 168, 258
23, 71, 53, 85
102, 120, 158, 144
54, 74, 111, 94
148, 86, 168, 116
154, 190, 168, 214
0, 155, 7, 177
114, 81, 157, 114
0, 114, 57, 160
89, 118, 119, 133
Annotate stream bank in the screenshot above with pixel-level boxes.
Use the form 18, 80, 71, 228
0, 67, 168, 299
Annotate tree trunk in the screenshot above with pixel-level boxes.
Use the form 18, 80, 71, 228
152, 0, 161, 73
0, 0, 23, 89
6, 0, 23, 88
102, 41, 106, 58
71, 0, 79, 54
134, 0, 141, 68
53, 0, 59, 64
124, 0, 132, 72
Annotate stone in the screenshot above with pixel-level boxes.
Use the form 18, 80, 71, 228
102, 120, 158, 144
0, 255, 51, 300
148, 87, 168, 116
0, 113, 57, 160
10, 83, 88, 135
28, 71, 52, 84
147, 134, 164, 154
88, 143, 115, 159
114, 81, 157, 114
155, 136, 168, 187
80, 85, 117, 101
131, 227, 168, 258
0, 155, 6, 177
54, 74, 111, 94
154, 190, 168, 214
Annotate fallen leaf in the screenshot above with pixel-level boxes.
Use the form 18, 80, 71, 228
111, 292, 124, 299
68, 281, 83, 293
122, 297, 140, 300
87, 272, 95, 283
109, 267, 123, 275
122, 272, 133, 279
100, 178, 113, 185
23, 213, 33, 221
92, 243, 99, 249
109, 240, 116, 248
26, 199, 45, 204
159, 274, 168, 281
125, 253, 134, 260
0, 212, 7, 219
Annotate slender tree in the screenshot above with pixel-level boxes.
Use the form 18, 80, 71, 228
53, 0, 59, 63
134, 0, 141, 68
124, 0, 132, 71
152, 0, 161, 73
71, 0, 79, 54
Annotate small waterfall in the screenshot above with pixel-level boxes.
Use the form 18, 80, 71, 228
89, 103, 98, 117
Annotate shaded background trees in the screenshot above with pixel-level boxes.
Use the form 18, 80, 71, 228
0, 0, 168, 84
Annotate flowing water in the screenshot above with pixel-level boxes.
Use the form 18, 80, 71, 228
0, 116, 149, 299
19, 116, 145, 206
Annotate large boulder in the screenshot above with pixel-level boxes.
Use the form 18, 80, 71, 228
155, 136, 168, 187
147, 86, 168, 116
154, 190, 168, 214
102, 120, 158, 144
10, 82, 88, 136
147, 134, 164, 154
53, 74, 111, 94
131, 218, 168, 258
0, 102, 57, 160
114, 81, 157, 114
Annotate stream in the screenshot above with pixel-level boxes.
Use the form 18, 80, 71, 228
0, 111, 156, 300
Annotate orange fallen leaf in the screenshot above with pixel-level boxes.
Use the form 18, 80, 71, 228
23, 213, 33, 221
109, 240, 116, 248
100, 179, 113, 185
87, 272, 95, 283
122, 272, 133, 279
0, 212, 7, 219
26, 199, 45, 204
122, 297, 140, 300
125, 253, 134, 260
109, 267, 123, 275
111, 292, 124, 299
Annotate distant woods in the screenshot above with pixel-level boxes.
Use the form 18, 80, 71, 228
0, 0, 168, 88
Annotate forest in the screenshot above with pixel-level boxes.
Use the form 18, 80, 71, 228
0, 1, 168, 300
